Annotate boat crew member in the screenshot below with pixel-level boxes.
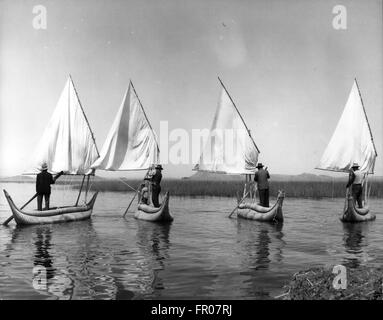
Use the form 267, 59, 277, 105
139, 187, 149, 205
36, 162, 63, 211
151, 164, 163, 207
254, 163, 270, 207
346, 162, 365, 208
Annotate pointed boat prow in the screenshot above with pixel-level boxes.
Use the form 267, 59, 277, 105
340, 193, 375, 223
237, 190, 285, 222
135, 191, 173, 222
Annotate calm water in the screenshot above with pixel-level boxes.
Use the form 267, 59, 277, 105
0, 182, 382, 300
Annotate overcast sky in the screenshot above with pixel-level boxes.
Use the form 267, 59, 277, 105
1, 0, 382, 178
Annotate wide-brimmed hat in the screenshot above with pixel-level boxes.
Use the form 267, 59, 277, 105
256, 163, 264, 168
40, 162, 48, 171
155, 164, 163, 170
352, 162, 360, 168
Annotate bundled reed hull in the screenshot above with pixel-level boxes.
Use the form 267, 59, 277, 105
134, 191, 173, 222
340, 197, 375, 223
3, 189, 98, 225
237, 191, 284, 222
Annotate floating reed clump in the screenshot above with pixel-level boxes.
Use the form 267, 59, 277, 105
277, 266, 383, 300
72, 179, 383, 198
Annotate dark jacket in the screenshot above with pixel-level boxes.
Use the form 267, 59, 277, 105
151, 170, 162, 186
254, 168, 270, 190
36, 170, 55, 194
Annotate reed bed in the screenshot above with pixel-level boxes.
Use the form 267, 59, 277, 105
277, 266, 383, 300
76, 179, 383, 198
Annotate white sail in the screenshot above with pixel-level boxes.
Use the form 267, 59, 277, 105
317, 80, 377, 173
194, 82, 259, 174
91, 82, 159, 171
24, 77, 99, 175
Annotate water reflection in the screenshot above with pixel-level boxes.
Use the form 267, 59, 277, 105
236, 221, 285, 298
237, 221, 285, 270
342, 222, 370, 268
135, 221, 172, 296
2, 221, 131, 300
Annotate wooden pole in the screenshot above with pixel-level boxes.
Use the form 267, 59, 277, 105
354, 78, 378, 158
2, 193, 38, 225
364, 174, 368, 206
129, 80, 160, 154
122, 166, 152, 217
217, 77, 260, 154
228, 191, 249, 218
84, 175, 90, 203
69, 75, 100, 157
75, 175, 86, 206
123, 190, 139, 217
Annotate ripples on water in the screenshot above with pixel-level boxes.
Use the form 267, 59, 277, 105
0, 183, 382, 299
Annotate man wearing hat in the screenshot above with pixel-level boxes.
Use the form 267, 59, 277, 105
36, 162, 64, 211
346, 162, 365, 208
254, 163, 270, 207
150, 164, 163, 207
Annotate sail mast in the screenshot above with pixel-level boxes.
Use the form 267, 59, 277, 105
69, 74, 100, 158
129, 80, 160, 154
354, 78, 377, 157
217, 77, 260, 153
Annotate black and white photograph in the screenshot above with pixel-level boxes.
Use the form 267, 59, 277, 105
0, 0, 382, 307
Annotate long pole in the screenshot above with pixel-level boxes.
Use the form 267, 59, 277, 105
229, 191, 249, 218
123, 191, 138, 217
364, 173, 369, 206
354, 78, 378, 158
217, 77, 260, 153
75, 175, 86, 206
2, 194, 38, 225
69, 74, 100, 157
129, 80, 160, 155
84, 175, 90, 203
122, 166, 152, 217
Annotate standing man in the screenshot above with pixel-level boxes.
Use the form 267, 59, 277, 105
346, 162, 365, 208
254, 163, 270, 207
151, 164, 163, 207
36, 162, 63, 211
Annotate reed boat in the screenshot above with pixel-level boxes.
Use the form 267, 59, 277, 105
2, 76, 100, 226
237, 190, 285, 222
134, 191, 173, 222
3, 189, 98, 225
91, 81, 170, 220
340, 194, 375, 223
316, 79, 377, 223
193, 77, 268, 219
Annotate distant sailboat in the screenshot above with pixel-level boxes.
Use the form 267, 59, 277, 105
316, 79, 377, 222
194, 78, 284, 222
91, 81, 172, 222
3, 76, 99, 225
